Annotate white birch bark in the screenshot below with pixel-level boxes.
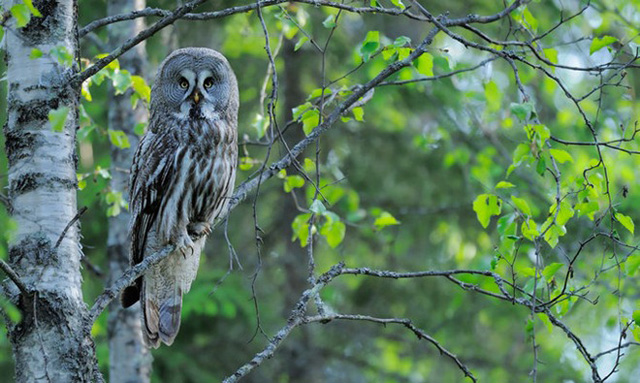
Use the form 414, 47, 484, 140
106, 0, 152, 381
4, 0, 98, 381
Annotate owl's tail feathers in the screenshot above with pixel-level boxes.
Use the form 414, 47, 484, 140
121, 277, 142, 308
141, 281, 183, 348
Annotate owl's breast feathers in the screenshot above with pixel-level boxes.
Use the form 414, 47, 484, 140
130, 116, 237, 260
123, 116, 237, 310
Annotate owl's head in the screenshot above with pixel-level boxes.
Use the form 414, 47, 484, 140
151, 47, 238, 122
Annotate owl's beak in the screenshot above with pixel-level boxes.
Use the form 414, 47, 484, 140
193, 90, 201, 104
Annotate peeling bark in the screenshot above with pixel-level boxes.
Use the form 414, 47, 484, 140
4, 0, 98, 381
106, 0, 152, 381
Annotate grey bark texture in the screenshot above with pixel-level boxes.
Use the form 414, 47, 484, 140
4, 0, 99, 381
106, 0, 152, 381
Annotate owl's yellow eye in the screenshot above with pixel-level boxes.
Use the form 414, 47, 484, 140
179, 78, 189, 89
203, 78, 214, 89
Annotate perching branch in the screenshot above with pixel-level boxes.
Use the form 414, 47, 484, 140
89, 244, 176, 322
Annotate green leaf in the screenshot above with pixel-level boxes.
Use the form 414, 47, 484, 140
543, 221, 566, 248
291, 213, 313, 247
359, 31, 380, 62
284, 175, 305, 192
415, 53, 434, 76
29, 48, 43, 59
496, 181, 515, 189
302, 109, 320, 135
322, 14, 336, 28
522, 8, 538, 31
497, 213, 516, 237
106, 191, 126, 217
512, 143, 531, 167
590, 35, 618, 55
77, 174, 87, 191
81, 80, 93, 102
615, 212, 634, 234
239, 157, 254, 171
552, 201, 574, 226
390, 0, 406, 9
536, 157, 546, 175
625, 254, 640, 276
374, 211, 400, 230
131, 75, 151, 103
633, 310, 640, 325
352, 107, 364, 121
107, 129, 131, 149
309, 200, 326, 215
49, 106, 70, 132
24, 0, 42, 17
549, 148, 573, 164
112, 70, 133, 95
292, 102, 313, 120
511, 195, 532, 216
134, 122, 147, 136
294, 35, 309, 51
381, 46, 397, 61
472, 194, 502, 228
543, 48, 558, 64
320, 214, 346, 248
393, 36, 411, 47
10, 4, 31, 28
542, 263, 564, 280
308, 88, 332, 99
510, 102, 534, 121
575, 201, 599, 220
521, 218, 538, 241
397, 47, 411, 61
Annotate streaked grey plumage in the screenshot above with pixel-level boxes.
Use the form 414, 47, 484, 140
122, 48, 238, 348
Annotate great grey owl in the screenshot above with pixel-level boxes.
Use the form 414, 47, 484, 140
121, 47, 238, 348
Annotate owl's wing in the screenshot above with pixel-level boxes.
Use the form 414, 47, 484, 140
129, 130, 179, 265
121, 130, 178, 309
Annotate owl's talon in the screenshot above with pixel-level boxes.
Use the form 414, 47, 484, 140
188, 222, 211, 237
176, 233, 196, 258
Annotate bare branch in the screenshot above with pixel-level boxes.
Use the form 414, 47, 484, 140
222, 262, 345, 383
0, 259, 30, 297
79, 0, 423, 37
73, 0, 209, 85
594, 341, 640, 361
88, 244, 176, 322
54, 206, 88, 250
544, 310, 603, 382
305, 314, 477, 382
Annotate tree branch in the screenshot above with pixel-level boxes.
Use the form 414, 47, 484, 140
73, 0, 209, 85
0, 259, 30, 298
222, 262, 345, 383
79, 0, 423, 37
304, 314, 477, 382
88, 244, 176, 322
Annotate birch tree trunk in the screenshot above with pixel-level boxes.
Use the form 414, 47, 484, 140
106, 0, 152, 381
4, 1, 98, 381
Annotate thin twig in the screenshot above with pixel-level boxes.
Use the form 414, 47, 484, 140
0, 259, 30, 297
54, 206, 88, 249
305, 314, 477, 382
